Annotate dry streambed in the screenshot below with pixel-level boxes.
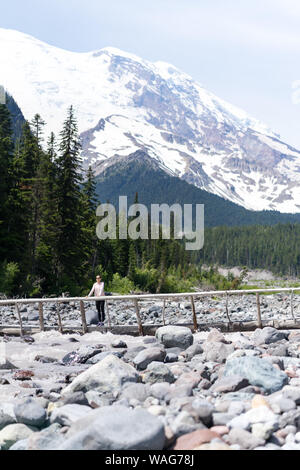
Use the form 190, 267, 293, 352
0, 326, 300, 450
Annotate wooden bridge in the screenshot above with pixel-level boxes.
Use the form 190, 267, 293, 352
0, 287, 300, 337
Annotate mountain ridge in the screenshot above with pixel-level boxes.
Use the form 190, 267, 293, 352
1, 28, 300, 213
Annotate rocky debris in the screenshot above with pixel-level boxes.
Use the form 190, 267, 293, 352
223, 357, 288, 394
58, 406, 165, 450
156, 326, 193, 350
0, 315, 300, 451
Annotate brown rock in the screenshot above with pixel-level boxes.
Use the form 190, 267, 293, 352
13, 370, 34, 381
194, 443, 231, 450
210, 426, 229, 436
175, 372, 201, 389
173, 429, 220, 450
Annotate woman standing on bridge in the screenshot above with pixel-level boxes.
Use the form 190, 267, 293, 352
88, 275, 105, 326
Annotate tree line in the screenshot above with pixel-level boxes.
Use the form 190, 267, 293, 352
0, 102, 200, 296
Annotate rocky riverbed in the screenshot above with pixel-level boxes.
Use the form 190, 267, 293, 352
0, 324, 300, 450
0, 293, 300, 329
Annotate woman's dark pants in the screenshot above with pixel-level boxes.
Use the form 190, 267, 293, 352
96, 300, 105, 322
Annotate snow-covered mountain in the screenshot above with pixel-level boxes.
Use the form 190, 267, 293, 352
1, 27, 300, 213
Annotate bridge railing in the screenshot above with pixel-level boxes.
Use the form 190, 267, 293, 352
0, 287, 299, 336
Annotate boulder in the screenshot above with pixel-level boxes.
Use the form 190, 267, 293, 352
14, 398, 47, 428
50, 404, 92, 426
203, 342, 234, 363
62, 355, 139, 395
0, 423, 36, 450
223, 357, 288, 394
156, 326, 193, 350
143, 362, 175, 385
58, 406, 165, 450
133, 347, 166, 371
251, 327, 287, 346
211, 375, 249, 394
85, 309, 99, 326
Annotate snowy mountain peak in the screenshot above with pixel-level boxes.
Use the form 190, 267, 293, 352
0, 28, 300, 213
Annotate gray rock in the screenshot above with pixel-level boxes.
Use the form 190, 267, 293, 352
228, 414, 251, 430
206, 329, 227, 343
9, 439, 29, 450
213, 413, 236, 426
0, 423, 36, 450
50, 404, 92, 426
14, 398, 47, 428
133, 347, 166, 371
0, 403, 16, 430
165, 353, 178, 363
0, 357, 17, 370
279, 409, 300, 429
28, 311, 39, 322
191, 400, 214, 426
227, 428, 265, 450
58, 406, 165, 450
86, 351, 122, 364
60, 392, 89, 407
211, 375, 249, 393
251, 327, 287, 346
85, 309, 99, 326
179, 343, 203, 361
112, 339, 127, 348
143, 362, 175, 385
121, 383, 151, 402
156, 326, 193, 350
282, 386, 300, 405
170, 411, 204, 438
150, 382, 171, 401
24, 423, 65, 450
203, 342, 234, 363
62, 355, 139, 395
223, 357, 288, 394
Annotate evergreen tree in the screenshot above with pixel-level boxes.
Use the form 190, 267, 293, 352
0, 103, 14, 259
56, 106, 85, 292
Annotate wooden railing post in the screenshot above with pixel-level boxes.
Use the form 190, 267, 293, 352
134, 299, 144, 336
225, 292, 232, 323
38, 302, 45, 332
256, 293, 262, 329
80, 300, 88, 334
162, 300, 166, 326
190, 296, 198, 332
15, 303, 24, 337
56, 302, 63, 333
105, 300, 112, 329
291, 290, 296, 324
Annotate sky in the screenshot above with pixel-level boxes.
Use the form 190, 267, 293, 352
1, 0, 300, 147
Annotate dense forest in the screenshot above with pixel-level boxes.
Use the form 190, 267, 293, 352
0, 99, 209, 297
196, 224, 300, 277
1, 97, 300, 298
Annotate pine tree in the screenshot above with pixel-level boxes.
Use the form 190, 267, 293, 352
0, 103, 14, 260
56, 106, 85, 292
